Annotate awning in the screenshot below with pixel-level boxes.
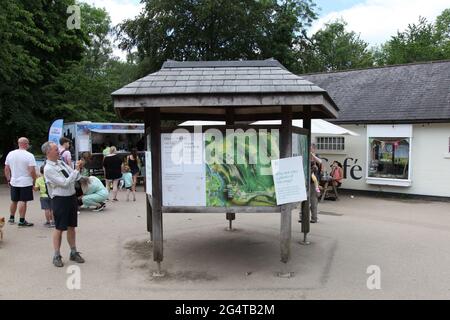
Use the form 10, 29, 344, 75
179, 121, 226, 126
179, 120, 359, 136
90, 129, 144, 134
251, 119, 359, 136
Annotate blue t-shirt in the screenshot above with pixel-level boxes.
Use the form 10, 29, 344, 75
122, 172, 133, 188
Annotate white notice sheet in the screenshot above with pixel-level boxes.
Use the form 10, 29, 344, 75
161, 133, 206, 206
271, 156, 307, 205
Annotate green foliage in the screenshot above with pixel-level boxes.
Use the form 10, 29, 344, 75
116, 0, 318, 74
302, 19, 374, 73
0, 0, 85, 155
51, 3, 139, 123
0, 1, 138, 157
375, 10, 450, 65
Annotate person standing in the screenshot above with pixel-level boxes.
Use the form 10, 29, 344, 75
4, 137, 36, 227
121, 165, 134, 201
310, 163, 321, 223
125, 148, 141, 201
34, 165, 55, 227
102, 146, 122, 201
310, 143, 324, 177
42, 141, 85, 268
58, 137, 73, 168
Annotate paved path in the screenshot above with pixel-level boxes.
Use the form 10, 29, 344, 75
1, 185, 449, 299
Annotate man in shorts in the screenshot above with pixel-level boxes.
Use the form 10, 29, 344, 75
4, 137, 37, 227
42, 141, 85, 268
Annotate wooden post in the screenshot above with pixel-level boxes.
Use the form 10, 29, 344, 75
144, 109, 153, 239
225, 107, 236, 229
226, 107, 235, 126
301, 108, 311, 244
280, 106, 293, 263
149, 108, 163, 268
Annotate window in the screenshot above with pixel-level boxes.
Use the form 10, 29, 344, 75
316, 136, 345, 151
368, 138, 410, 180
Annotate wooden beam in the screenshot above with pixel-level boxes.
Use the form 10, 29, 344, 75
280, 106, 293, 263
113, 93, 337, 116
146, 195, 153, 239
161, 206, 281, 213
150, 108, 163, 262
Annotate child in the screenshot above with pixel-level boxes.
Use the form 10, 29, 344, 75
122, 165, 134, 201
34, 165, 54, 228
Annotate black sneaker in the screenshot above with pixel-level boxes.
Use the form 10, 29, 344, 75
8, 218, 15, 225
53, 255, 64, 268
93, 202, 106, 212
70, 252, 85, 263
18, 220, 34, 227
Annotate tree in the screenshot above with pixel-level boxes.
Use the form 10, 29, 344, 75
375, 9, 450, 65
116, 0, 318, 75
0, 1, 137, 160
0, 0, 86, 158
435, 8, 450, 58
302, 19, 374, 73
49, 3, 139, 123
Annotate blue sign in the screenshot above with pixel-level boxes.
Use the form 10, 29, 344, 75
48, 119, 64, 145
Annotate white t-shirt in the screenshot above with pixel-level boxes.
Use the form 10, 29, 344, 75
5, 149, 36, 187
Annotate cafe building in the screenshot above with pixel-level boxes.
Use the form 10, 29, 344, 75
303, 60, 450, 198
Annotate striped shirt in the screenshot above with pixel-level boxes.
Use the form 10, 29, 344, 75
44, 160, 80, 198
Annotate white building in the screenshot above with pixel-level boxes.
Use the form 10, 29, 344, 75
304, 60, 450, 198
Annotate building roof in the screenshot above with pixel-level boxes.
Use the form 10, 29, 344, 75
114, 59, 325, 96
302, 60, 450, 124
112, 59, 338, 121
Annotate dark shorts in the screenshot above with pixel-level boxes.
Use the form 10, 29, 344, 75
10, 186, 33, 202
131, 169, 139, 176
40, 197, 52, 210
52, 195, 78, 231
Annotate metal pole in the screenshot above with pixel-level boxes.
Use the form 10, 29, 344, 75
226, 212, 235, 231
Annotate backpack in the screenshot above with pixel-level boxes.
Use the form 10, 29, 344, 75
59, 149, 70, 165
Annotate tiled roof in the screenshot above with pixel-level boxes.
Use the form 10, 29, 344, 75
112, 59, 326, 96
303, 60, 450, 123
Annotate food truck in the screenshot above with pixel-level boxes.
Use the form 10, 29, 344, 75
62, 121, 146, 178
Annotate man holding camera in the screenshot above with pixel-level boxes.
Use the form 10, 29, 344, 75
42, 141, 85, 268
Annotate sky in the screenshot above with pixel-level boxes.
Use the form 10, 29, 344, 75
80, 0, 450, 60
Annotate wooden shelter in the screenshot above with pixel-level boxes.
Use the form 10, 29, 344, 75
112, 59, 338, 273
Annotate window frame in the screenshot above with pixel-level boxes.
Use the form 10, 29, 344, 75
366, 125, 413, 187
315, 136, 345, 152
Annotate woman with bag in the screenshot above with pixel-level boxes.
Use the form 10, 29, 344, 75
103, 146, 122, 201
125, 148, 141, 201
